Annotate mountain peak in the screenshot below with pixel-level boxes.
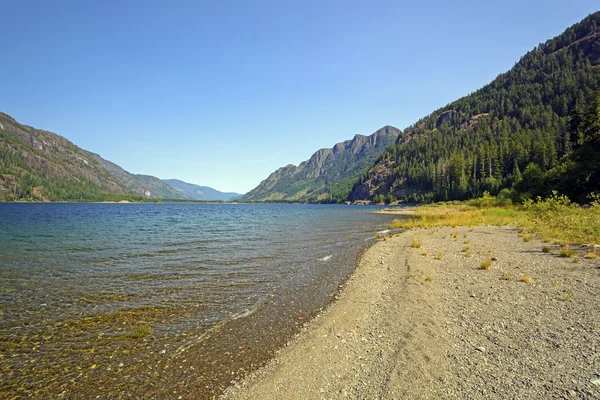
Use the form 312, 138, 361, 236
243, 126, 400, 203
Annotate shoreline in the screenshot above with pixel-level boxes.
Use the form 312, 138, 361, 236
222, 226, 600, 399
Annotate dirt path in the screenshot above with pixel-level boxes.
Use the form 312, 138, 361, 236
222, 226, 600, 399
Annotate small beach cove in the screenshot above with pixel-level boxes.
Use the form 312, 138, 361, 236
222, 226, 600, 399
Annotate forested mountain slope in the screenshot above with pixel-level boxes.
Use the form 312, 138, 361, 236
349, 12, 600, 203
244, 125, 400, 202
0, 112, 190, 201
87, 154, 191, 200
0, 113, 140, 202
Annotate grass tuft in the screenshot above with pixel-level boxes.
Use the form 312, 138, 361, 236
480, 260, 492, 270
562, 294, 574, 302
411, 233, 422, 248
480, 250, 492, 270
520, 275, 534, 284
434, 252, 443, 260
129, 325, 152, 338
541, 246, 552, 253
559, 246, 575, 258
503, 272, 513, 280
584, 247, 598, 259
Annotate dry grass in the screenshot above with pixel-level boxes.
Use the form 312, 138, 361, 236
584, 247, 598, 259
542, 246, 552, 253
434, 252, 443, 260
411, 233, 422, 249
520, 275, 534, 284
503, 272, 513, 281
480, 250, 492, 270
388, 194, 600, 246
559, 246, 575, 258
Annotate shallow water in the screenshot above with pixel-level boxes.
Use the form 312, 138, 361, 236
0, 203, 396, 398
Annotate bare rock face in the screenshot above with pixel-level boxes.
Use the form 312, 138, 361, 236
436, 110, 458, 128
243, 126, 400, 202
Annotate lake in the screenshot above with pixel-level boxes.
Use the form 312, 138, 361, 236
0, 203, 397, 398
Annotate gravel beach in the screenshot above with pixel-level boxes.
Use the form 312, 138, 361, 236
222, 226, 600, 399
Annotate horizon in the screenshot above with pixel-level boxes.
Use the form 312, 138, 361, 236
1, 1, 598, 193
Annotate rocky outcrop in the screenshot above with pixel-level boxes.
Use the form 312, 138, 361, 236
243, 126, 400, 202
436, 110, 458, 128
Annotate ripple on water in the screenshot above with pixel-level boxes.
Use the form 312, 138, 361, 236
0, 203, 398, 398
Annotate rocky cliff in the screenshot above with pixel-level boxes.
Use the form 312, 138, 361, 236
243, 126, 400, 202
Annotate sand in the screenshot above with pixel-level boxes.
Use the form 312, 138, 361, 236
222, 226, 600, 399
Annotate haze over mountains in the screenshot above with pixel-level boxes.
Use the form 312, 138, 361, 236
162, 179, 242, 202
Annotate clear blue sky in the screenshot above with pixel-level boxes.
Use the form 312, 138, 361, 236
1, 1, 598, 193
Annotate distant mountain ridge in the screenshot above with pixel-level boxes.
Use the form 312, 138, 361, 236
162, 179, 242, 201
0, 112, 190, 201
87, 153, 191, 200
243, 125, 400, 203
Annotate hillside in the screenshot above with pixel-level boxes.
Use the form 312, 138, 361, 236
243, 126, 400, 203
349, 11, 600, 203
87, 154, 191, 200
0, 112, 190, 202
0, 113, 141, 202
163, 179, 242, 201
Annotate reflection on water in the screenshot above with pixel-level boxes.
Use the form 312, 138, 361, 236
0, 203, 395, 398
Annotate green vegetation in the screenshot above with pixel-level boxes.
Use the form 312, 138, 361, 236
0, 114, 164, 202
559, 246, 576, 258
129, 325, 152, 339
390, 192, 600, 245
542, 246, 552, 253
351, 12, 600, 205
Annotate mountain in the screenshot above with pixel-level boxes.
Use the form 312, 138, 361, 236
0, 112, 190, 201
349, 11, 600, 204
162, 179, 242, 201
87, 153, 191, 200
0, 112, 139, 201
243, 126, 400, 203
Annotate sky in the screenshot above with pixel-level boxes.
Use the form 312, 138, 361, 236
1, 1, 598, 193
